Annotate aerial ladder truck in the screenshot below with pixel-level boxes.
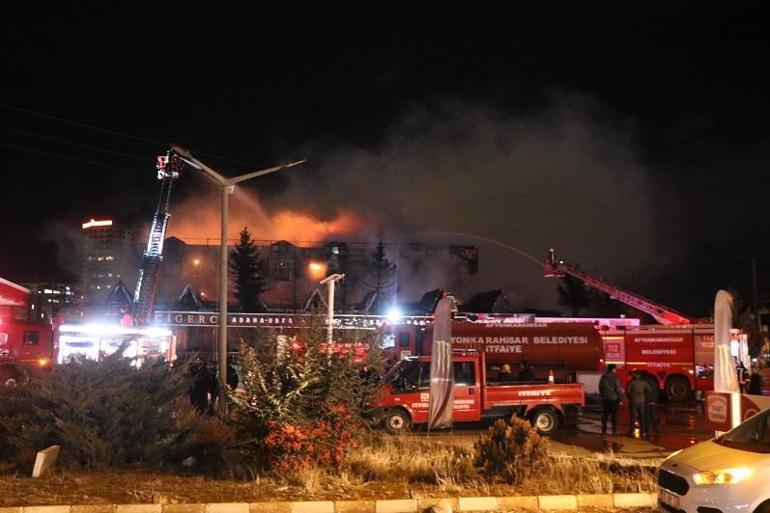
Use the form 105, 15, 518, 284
543, 249, 739, 401
544, 248, 693, 325
132, 151, 183, 326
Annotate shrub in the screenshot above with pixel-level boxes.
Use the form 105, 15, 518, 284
474, 416, 552, 484
228, 321, 385, 474
0, 351, 195, 472
263, 405, 357, 474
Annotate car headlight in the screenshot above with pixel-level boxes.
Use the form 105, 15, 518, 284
693, 467, 752, 485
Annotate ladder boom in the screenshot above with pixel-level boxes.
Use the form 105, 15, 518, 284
132, 152, 182, 324
544, 249, 692, 325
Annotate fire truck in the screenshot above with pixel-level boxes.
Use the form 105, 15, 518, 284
1, 153, 181, 382
595, 323, 748, 402
0, 278, 56, 385
383, 320, 606, 382
378, 350, 585, 435
543, 249, 748, 401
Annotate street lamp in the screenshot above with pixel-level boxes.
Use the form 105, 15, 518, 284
171, 145, 305, 403
319, 273, 345, 354
307, 260, 327, 280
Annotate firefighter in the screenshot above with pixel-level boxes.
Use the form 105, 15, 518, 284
599, 364, 623, 436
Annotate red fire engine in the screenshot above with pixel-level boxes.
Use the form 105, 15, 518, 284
377, 350, 585, 435
543, 249, 748, 401
0, 278, 56, 385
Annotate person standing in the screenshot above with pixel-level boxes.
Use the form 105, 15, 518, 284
626, 370, 652, 436
750, 364, 762, 394
599, 364, 623, 435
189, 356, 213, 413
645, 377, 660, 433
736, 362, 748, 393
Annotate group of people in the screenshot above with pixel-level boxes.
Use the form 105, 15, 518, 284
599, 364, 658, 437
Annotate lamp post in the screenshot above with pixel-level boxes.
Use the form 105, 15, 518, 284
171, 145, 305, 404
319, 273, 345, 355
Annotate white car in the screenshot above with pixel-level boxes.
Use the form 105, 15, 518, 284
658, 407, 770, 513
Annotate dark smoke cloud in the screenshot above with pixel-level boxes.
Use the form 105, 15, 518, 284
41, 221, 84, 283
263, 93, 677, 310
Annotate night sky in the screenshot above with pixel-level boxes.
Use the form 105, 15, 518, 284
2, 2, 769, 316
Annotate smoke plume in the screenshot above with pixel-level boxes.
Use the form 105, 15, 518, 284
268, 94, 673, 309
170, 93, 675, 310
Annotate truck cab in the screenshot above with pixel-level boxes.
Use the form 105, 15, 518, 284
378, 350, 585, 435
0, 319, 55, 385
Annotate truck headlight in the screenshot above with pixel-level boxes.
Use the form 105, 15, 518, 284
693, 467, 752, 485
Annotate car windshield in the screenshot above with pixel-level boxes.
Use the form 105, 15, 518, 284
714, 409, 770, 453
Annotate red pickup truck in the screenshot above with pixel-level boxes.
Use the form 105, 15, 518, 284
377, 350, 585, 435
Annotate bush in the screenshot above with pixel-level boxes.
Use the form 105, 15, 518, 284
0, 351, 197, 472
228, 323, 385, 474
474, 416, 552, 484
263, 405, 357, 474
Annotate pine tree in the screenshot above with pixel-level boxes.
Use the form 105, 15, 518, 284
229, 226, 266, 312
362, 241, 397, 314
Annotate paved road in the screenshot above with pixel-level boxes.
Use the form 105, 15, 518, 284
414, 399, 714, 460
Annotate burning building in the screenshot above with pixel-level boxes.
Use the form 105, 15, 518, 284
153, 238, 479, 313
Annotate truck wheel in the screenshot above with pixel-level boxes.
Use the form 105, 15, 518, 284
530, 407, 559, 436
384, 409, 411, 434
665, 376, 692, 402
0, 368, 24, 387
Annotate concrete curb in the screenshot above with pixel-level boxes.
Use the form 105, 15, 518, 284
0, 493, 658, 513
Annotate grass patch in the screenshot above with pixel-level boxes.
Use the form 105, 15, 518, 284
0, 434, 657, 506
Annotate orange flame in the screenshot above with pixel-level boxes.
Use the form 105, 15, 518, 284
166, 190, 369, 245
